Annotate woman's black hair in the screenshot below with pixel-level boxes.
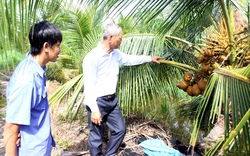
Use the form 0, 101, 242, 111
29, 20, 62, 55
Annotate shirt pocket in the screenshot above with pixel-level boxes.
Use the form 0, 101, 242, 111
34, 86, 47, 110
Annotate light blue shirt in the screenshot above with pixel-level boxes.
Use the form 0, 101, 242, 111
83, 45, 151, 112
6, 53, 55, 156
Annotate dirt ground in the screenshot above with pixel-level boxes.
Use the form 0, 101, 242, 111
47, 81, 90, 156
47, 81, 173, 156
0, 74, 181, 156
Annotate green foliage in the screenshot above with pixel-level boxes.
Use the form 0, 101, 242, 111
145, 98, 170, 121
117, 34, 187, 116
2, 1, 250, 155
190, 66, 250, 155
0, 94, 6, 119
45, 2, 104, 81
46, 62, 69, 83
0, 93, 6, 106
118, 14, 136, 34
0, 50, 25, 70
0, 0, 47, 52
0, 0, 64, 71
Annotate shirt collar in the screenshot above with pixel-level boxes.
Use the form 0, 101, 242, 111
97, 42, 114, 56
26, 52, 46, 78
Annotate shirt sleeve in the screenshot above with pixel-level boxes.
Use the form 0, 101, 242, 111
116, 50, 152, 65
83, 54, 99, 112
6, 81, 34, 125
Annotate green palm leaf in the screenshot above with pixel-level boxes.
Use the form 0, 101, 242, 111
49, 74, 83, 110
117, 33, 196, 116
190, 65, 250, 155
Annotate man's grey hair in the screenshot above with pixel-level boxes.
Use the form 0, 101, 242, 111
103, 23, 122, 39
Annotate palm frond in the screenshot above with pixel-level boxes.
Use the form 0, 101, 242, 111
117, 34, 197, 115
65, 75, 84, 119
190, 65, 250, 155
222, 109, 250, 155
83, 31, 102, 53
101, 0, 219, 39
49, 74, 83, 110
121, 33, 164, 56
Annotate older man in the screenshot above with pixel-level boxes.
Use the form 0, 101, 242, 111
83, 23, 162, 156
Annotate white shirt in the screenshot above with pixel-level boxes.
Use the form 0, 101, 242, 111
83, 45, 151, 112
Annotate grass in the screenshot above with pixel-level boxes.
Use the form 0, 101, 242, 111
0, 94, 6, 107
56, 139, 74, 149
0, 94, 6, 119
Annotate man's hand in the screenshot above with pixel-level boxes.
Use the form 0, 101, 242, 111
91, 111, 102, 126
151, 56, 164, 64
16, 133, 21, 146
2, 131, 20, 146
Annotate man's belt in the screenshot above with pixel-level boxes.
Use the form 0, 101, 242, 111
103, 94, 115, 99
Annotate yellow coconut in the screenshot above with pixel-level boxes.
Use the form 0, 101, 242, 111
186, 86, 193, 96
183, 72, 192, 82
204, 50, 215, 57
212, 62, 220, 69
204, 50, 210, 56
197, 55, 205, 64
201, 64, 210, 74
192, 84, 201, 96
244, 55, 250, 60
198, 79, 207, 91
177, 81, 189, 90
219, 55, 226, 62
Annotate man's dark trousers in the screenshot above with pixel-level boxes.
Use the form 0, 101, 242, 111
86, 95, 126, 156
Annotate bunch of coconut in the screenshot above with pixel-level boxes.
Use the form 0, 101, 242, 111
177, 72, 207, 96
235, 40, 250, 67
197, 20, 231, 75
177, 18, 250, 97
198, 18, 250, 76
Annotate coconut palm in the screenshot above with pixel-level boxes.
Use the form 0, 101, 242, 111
101, 0, 250, 155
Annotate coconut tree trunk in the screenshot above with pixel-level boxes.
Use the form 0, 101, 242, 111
218, 0, 236, 66
196, 115, 225, 155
